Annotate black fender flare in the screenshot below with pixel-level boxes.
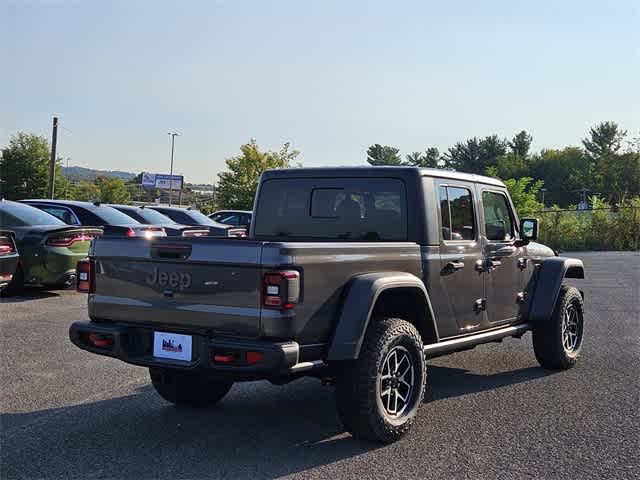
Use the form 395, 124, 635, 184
327, 272, 437, 361
526, 257, 584, 323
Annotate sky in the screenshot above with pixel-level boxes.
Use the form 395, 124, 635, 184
1, 0, 639, 183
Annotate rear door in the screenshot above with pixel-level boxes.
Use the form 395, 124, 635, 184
479, 188, 524, 325
437, 182, 485, 333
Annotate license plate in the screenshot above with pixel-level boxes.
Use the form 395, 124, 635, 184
153, 332, 192, 362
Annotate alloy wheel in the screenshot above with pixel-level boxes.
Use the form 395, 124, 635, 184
379, 346, 415, 417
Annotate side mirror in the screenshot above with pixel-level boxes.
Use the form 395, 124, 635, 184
520, 218, 538, 242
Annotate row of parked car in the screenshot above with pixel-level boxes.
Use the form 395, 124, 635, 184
0, 199, 252, 296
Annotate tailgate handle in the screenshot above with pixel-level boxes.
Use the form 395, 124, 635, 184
151, 243, 192, 259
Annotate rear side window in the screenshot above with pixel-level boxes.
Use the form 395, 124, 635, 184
439, 186, 475, 241
40, 206, 79, 225
254, 178, 407, 241
0, 202, 65, 226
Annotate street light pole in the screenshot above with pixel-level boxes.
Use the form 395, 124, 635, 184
167, 132, 179, 206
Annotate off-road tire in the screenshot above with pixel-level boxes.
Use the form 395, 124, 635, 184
335, 317, 426, 443
149, 367, 233, 408
1, 265, 24, 297
532, 285, 584, 370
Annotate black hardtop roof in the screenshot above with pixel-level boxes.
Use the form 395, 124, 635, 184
261, 166, 505, 187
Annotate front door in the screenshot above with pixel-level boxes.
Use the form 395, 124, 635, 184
437, 183, 485, 334
480, 189, 523, 325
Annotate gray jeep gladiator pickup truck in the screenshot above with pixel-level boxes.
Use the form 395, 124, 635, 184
70, 167, 585, 443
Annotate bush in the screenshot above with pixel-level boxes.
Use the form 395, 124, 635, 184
537, 197, 640, 251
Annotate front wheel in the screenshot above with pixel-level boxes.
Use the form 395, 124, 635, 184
149, 367, 233, 408
335, 317, 426, 443
532, 286, 584, 370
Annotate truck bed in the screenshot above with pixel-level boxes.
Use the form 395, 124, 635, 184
88, 236, 423, 342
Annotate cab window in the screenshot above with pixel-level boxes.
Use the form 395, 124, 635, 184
439, 186, 475, 241
482, 191, 515, 241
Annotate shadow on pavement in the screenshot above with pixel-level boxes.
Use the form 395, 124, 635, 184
0, 287, 63, 303
1, 380, 376, 479
1, 362, 555, 479
425, 365, 555, 402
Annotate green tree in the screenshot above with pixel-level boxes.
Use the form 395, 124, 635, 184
494, 154, 529, 179
405, 147, 440, 168
508, 130, 533, 158
529, 147, 587, 207
582, 121, 626, 159
366, 144, 402, 166
217, 139, 299, 210
0, 132, 67, 200
581, 121, 639, 204
443, 135, 507, 174
502, 176, 544, 216
95, 176, 131, 204
599, 152, 640, 204
69, 181, 100, 201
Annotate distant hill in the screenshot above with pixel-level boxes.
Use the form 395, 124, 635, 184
63, 166, 137, 182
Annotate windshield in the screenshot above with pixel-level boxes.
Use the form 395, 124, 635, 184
89, 206, 141, 225
0, 202, 66, 226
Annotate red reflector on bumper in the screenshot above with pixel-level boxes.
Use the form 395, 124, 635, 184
88, 333, 113, 348
246, 351, 263, 365
213, 354, 234, 364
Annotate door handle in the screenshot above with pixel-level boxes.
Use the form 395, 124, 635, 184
494, 245, 517, 256
446, 260, 465, 271
486, 258, 502, 271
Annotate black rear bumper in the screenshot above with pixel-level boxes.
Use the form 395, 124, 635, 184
69, 321, 322, 379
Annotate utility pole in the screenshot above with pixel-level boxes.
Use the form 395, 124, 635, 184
540, 188, 547, 208
48, 117, 58, 199
167, 132, 179, 206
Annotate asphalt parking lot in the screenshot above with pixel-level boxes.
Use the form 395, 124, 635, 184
1, 252, 638, 479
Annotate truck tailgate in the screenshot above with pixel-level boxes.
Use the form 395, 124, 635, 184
89, 237, 264, 336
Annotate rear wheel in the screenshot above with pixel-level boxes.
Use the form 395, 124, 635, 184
149, 367, 233, 408
335, 317, 426, 443
532, 286, 584, 370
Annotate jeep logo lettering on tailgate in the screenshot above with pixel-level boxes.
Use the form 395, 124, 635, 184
146, 267, 191, 291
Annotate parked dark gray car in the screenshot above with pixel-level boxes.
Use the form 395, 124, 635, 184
70, 167, 584, 443
209, 210, 252, 229
147, 206, 246, 237
107, 204, 209, 237
22, 200, 166, 238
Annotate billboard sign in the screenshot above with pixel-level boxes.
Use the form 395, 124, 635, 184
141, 173, 183, 190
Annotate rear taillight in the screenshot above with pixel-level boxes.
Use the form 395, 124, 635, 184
143, 228, 166, 239
46, 233, 95, 247
76, 258, 95, 293
126, 228, 136, 237
227, 228, 247, 238
0, 236, 16, 255
182, 229, 209, 237
263, 270, 300, 310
